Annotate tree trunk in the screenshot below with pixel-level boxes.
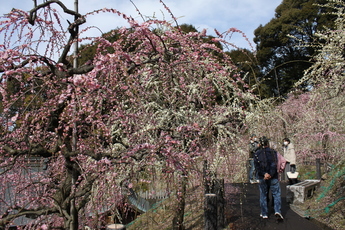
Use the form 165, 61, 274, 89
172, 173, 187, 230
63, 159, 80, 230
69, 194, 78, 230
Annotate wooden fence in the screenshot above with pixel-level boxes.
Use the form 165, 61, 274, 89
203, 160, 225, 230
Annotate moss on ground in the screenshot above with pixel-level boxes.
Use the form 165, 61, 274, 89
296, 161, 345, 230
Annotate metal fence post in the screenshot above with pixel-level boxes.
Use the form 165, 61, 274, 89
316, 158, 321, 179
214, 179, 225, 229
205, 193, 217, 230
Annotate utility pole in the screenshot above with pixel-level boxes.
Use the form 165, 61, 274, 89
70, 1, 79, 229
72, 0, 78, 152
72, 0, 78, 153
73, 0, 79, 69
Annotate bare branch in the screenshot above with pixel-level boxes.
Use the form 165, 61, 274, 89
0, 207, 57, 226
68, 64, 94, 75
0, 143, 53, 158
28, 0, 82, 25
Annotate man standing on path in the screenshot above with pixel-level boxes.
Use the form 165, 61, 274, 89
249, 134, 259, 184
254, 137, 284, 221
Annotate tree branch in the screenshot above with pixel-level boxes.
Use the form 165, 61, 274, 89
0, 207, 57, 226
27, 0, 91, 79
0, 143, 53, 158
28, 0, 82, 26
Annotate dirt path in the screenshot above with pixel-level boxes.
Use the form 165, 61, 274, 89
223, 182, 327, 230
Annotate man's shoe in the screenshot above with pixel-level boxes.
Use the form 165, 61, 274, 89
275, 212, 284, 220
260, 214, 268, 219
250, 180, 254, 184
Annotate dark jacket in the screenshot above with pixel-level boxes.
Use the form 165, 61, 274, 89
254, 147, 278, 179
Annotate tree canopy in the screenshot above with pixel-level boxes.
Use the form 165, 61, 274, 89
254, 0, 336, 98
0, 1, 254, 229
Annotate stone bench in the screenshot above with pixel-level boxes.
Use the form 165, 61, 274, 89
286, 179, 321, 204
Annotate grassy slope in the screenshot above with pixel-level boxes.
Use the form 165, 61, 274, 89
126, 185, 205, 230
297, 161, 345, 230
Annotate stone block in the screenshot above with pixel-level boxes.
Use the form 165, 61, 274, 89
286, 179, 320, 204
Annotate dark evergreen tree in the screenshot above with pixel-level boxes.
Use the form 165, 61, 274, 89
227, 49, 264, 98
254, 0, 336, 98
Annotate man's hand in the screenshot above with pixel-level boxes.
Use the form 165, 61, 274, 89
264, 173, 271, 180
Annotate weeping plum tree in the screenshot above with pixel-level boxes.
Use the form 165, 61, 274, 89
0, 0, 254, 229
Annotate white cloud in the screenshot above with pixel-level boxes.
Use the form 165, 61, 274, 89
0, 0, 281, 49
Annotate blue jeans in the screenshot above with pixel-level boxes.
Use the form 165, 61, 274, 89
249, 159, 257, 180
258, 178, 282, 216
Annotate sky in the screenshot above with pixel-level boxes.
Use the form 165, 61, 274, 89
0, 0, 282, 50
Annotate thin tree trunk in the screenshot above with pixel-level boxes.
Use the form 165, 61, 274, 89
172, 173, 187, 230
70, 173, 78, 230
63, 159, 80, 230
